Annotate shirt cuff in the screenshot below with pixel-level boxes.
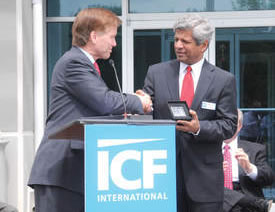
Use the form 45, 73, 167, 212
191, 127, 200, 136
246, 164, 258, 180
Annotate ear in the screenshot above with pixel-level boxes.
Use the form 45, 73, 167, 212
200, 40, 209, 53
90, 31, 97, 44
238, 122, 243, 132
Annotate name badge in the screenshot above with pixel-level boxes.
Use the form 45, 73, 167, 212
201, 101, 216, 110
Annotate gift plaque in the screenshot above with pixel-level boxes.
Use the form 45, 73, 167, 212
168, 101, 192, 121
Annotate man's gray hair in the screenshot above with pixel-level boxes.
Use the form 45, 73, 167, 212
173, 14, 214, 45
237, 109, 243, 125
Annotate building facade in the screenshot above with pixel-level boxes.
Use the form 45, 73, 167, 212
0, 0, 275, 211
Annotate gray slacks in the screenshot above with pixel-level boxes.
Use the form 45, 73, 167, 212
34, 185, 84, 212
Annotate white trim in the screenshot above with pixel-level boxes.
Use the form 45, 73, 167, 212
208, 28, 216, 65
126, 28, 134, 93
121, 0, 129, 92
43, 0, 47, 114
0, 132, 34, 138
127, 10, 275, 23
33, 0, 46, 150
16, 0, 24, 210
46, 17, 75, 22
127, 12, 275, 29
44, 10, 275, 24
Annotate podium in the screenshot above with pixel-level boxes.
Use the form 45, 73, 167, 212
50, 115, 177, 212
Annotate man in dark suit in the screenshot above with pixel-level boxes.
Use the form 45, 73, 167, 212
28, 8, 151, 212
223, 109, 274, 212
141, 14, 238, 212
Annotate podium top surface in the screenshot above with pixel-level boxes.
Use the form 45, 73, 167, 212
49, 115, 176, 140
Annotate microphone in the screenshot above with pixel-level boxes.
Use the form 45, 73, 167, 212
109, 59, 127, 119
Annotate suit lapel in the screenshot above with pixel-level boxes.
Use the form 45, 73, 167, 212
191, 60, 215, 110
165, 60, 180, 100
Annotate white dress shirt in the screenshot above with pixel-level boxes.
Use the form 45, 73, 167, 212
178, 58, 204, 97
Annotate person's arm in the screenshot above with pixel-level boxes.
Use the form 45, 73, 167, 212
142, 65, 155, 106
177, 73, 238, 142
134, 90, 152, 113
236, 145, 273, 186
250, 145, 274, 186
235, 148, 258, 180
65, 58, 144, 115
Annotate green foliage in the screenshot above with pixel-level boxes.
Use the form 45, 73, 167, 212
232, 0, 275, 10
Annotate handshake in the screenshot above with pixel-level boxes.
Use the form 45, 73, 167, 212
135, 90, 152, 113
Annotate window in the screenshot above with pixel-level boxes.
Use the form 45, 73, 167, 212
129, 0, 275, 13
47, 23, 122, 108
47, 0, 122, 16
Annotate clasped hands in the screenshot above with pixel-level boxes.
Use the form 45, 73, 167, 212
135, 90, 152, 113
135, 90, 201, 132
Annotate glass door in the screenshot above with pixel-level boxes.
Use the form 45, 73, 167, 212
216, 28, 275, 199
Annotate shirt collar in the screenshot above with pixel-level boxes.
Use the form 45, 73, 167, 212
179, 58, 204, 79
222, 136, 238, 150
78, 47, 96, 64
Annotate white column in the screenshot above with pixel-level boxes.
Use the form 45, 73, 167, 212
33, 0, 46, 150
0, 136, 9, 203
208, 26, 216, 65
122, 0, 134, 93
16, 0, 24, 210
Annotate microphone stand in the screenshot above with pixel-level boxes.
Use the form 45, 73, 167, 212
109, 59, 128, 119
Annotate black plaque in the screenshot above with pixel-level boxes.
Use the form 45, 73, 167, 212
168, 101, 192, 121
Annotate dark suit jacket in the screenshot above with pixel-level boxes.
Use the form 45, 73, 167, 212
143, 59, 238, 203
28, 46, 144, 194
223, 139, 274, 212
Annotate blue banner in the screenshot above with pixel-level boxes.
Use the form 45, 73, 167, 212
85, 124, 176, 212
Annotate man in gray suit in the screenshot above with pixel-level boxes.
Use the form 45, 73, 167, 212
223, 109, 273, 212
141, 14, 238, 212
28, 8, 151, 212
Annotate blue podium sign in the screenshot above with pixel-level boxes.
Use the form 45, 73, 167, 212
85, 124, 176, 212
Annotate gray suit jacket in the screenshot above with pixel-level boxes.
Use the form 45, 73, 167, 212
223, 139, 274, 212
28, 46, 144, 194
143, 59, 238, 203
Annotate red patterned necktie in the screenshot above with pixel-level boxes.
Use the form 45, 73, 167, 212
223, 144, 233, 189
180, 66, 194, 108
94, 61, 101, 76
